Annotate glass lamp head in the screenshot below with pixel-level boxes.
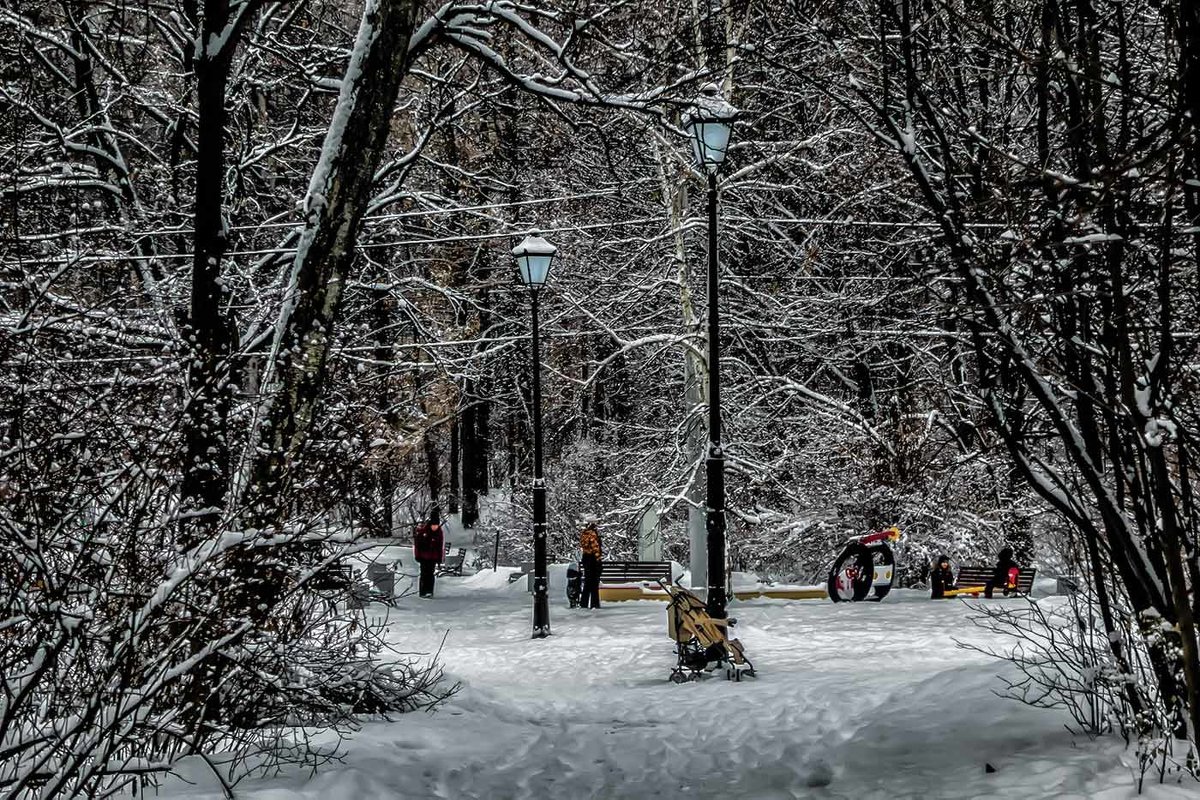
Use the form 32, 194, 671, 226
683, 83, 738, 170
512, 233, 557, 289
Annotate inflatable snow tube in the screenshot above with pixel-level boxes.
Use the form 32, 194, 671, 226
828, 543, 874, 602
827, 542, 895, 602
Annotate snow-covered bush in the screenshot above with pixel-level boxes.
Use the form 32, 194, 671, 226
0, 411, 448, 798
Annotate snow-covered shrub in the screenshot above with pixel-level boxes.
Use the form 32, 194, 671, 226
0, 430, 450, 798
964, 586, 1197, 787
0, 302, 449, 800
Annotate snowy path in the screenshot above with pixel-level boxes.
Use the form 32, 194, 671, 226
164, 563, 1196, 799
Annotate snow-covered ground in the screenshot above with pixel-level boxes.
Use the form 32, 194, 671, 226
163, 550, 1197, 799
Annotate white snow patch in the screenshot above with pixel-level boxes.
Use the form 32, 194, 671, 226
157, 572, 1198, 800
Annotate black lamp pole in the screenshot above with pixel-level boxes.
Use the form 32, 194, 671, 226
686, 84, 736, 620
513, 232, 555, 638
529, 288, 551, 638
704, 171, 727, 620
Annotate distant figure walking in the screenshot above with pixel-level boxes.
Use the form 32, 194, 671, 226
414, 519, 445, 598
579, 521, 603, 609
985, 547, 1019, 598
930, 554, 956, 599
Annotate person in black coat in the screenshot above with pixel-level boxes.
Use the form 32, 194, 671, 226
985, 547, 1019, 598
930, 555, 956, 599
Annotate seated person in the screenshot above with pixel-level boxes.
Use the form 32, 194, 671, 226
930, 554, 956, 599
985, 547, 1020, 598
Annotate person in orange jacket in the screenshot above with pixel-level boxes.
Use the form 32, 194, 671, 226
579, 521, 603, 609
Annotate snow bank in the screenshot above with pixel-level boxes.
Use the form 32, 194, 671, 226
461, 567, 521, 591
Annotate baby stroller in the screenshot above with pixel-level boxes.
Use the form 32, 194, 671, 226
660, 581, 754, 682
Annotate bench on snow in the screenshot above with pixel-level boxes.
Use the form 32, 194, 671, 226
509, 561, 534, 584
599, 560, 672, 586
946, 565, 1037, 597
512, 560, 672, 593
309, 563, 354, 592
306, 562, 376, 608
437, 548, 467, 577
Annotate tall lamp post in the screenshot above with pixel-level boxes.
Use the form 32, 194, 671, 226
513, 232, 557, 638
684, 84, 737, 620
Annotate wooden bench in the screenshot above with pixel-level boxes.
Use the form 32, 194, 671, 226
599, 560, 672, 586
509, 560, 534, 586
946, 565, 1037, 597
437, 548, 467, 577
309, 563, 354, 592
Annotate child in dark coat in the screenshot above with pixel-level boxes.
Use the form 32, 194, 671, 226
930, 555, 955, 599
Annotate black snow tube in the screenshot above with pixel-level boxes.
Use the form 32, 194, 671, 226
827, 542, 896, 602
828, 543, 874, 602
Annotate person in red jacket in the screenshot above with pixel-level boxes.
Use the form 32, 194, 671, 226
413, 519, 444, 598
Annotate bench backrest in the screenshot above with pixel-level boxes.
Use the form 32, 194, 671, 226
310, 564, 353, 591
598, 560, 671, 584
955, 565, 1037, 594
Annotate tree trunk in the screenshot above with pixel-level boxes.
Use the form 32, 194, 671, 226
461, 392, 482, 527
230, 0, 421, 628
373, 285, 396, 536
448, 416, 460, 516
425, 428, 441, 524
180, 0, 240, 550
240, 0, 421, 532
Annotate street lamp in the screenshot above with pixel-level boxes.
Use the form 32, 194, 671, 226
512, 232, 557, 638
684, 84, 737, 620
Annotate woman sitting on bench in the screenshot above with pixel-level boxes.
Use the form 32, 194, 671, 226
930, 555, 955, 599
